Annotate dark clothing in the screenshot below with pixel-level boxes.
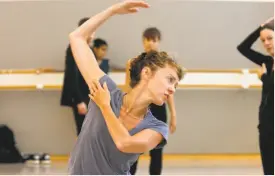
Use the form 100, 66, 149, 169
72, 98, 90, 135
259, 129, 274, 175
237, 26, 274, 175
130, 148, 163, 175
130, 103, 167, 175
60, 45, 109, 135
150, 104, 168, 123
237, 27, 274, 130
61, 45, 110, 107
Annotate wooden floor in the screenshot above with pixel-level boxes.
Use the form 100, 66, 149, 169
0, 155, 263, 175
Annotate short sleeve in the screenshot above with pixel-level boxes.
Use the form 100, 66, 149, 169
98, 74, 119, 93
147, 118, 169, 149
97, 74, 124, 116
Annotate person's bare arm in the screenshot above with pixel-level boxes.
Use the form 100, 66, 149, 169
69, 1, 149, 88
84, 0, 151, 153
167, 95, 177, 133
69, 9, 113, 87
100, 104, 163, 153
125, 59, 133, 92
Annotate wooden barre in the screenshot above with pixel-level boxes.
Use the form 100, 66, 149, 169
0, 68, 63, 74
248, 85, 262, 89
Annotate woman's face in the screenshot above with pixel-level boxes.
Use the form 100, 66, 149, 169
93, 45, 108, 60
146, 66, 179, 106
260, 28, 274, 56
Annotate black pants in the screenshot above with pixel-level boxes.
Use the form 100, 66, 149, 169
258, 116, 274, 175
72, 99, 89, 136
130, 148, 163, 175
259, 131, 274, 175
130, 104, 167, 175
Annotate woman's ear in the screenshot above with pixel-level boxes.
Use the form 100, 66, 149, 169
141, 66, 153, 81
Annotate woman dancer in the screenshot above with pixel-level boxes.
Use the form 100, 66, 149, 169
68, 1, 183, 175
237, 17, 274, 175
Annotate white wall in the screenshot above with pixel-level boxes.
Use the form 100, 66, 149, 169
0, 0, 273, 70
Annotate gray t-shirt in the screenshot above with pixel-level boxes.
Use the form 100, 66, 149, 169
68, 74, 168, 175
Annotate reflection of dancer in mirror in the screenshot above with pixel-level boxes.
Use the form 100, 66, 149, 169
125, 27, 177, 175
237, 17, 274, 175
67, 1, 183, 175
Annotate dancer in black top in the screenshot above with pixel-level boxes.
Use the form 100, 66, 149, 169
237, 17, 274, 175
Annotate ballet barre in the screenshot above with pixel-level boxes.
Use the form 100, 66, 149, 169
0, 69, 262, 90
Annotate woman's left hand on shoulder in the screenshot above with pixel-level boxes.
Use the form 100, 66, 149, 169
89, 80, 111, 109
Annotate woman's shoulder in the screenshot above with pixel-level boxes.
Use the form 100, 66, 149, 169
144, 110, 168, 128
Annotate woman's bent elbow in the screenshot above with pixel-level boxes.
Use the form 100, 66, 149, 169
69, 32, 79, 41
116, 142, 127, 153
69, 31, 86, 42
236, 45, 246, 55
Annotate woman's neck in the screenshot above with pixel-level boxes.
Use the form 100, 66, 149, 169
122, 85, 152, 118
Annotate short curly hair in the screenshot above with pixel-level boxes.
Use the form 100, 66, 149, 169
129, 51, 184, 88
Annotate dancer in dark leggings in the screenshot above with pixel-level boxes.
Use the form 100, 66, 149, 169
237, 17, 274, 175
126, 27, 177, 175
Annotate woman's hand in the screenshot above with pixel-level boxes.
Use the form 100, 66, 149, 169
257, 63, 267, 79
89, 80, 111, 109
169, 116, 177, 134
110, 0, 150, 15
261, 17, 274, 27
